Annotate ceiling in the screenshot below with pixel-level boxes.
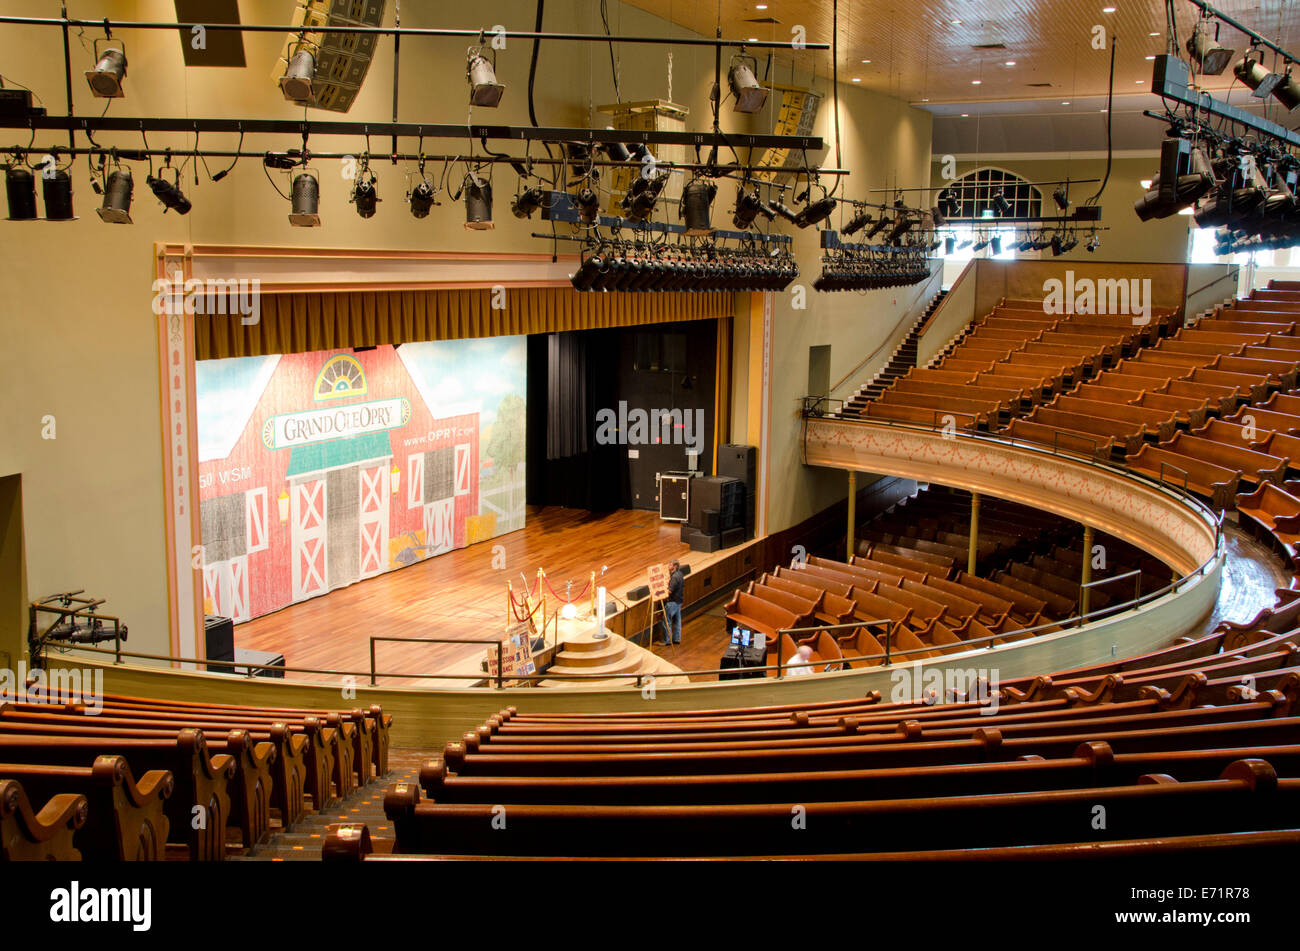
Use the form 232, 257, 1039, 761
622, 0, 1300, 114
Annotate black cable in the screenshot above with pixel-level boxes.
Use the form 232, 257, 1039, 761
211, 129, 243, 181
1087, 35, 1117, 205
828, 0, 843, 197
527, 1, 544, 127
600, 0, 622, 103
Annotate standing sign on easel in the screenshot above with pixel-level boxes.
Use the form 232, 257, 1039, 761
486, 619, 536, 681
645, 562, 673, 649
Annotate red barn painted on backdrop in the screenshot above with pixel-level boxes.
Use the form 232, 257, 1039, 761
196, 346, 480, 622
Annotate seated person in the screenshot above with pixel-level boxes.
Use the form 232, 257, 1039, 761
786, 643, 815, 676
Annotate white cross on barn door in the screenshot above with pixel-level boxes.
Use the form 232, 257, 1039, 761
292, 479, 328, 601
202, 556, 249, 622
454, 443, 472, 497
424, 498, 455, 556
358, 464, 390, 578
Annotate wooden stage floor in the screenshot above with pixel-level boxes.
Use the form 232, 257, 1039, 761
234, 505, 737, 686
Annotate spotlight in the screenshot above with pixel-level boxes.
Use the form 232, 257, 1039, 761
767, 199, 799, 224
1018, 236, 1035, 252
463, 174, 494, 229
146, 168, 192, 215
511, 186, 545, 219
96, 166, 133, 224
841, 209, 873, 236
971, 236, 989, 252
991, 190, 1012, 217
1086, 234, 1100, 252
732, 186, 771, 229
1059, 234, 1079, 253
288, 170, 320, 226
680, 179, 717, 236
931, 203, 947, 228
1275, 70, 1300, 110
865, 216, 890, 239
574, 187, 601, 225
42, 167, 74, 220
85, 39, 127, 98
886, 216, 914, 244
409, 178, 438, 218
1052, 186, 1070, 211
1235, 52, 1281, 98
1050, 234, 1064, 256
794, 196, 838, 228
1186, 21, 1235, 76
622, 172, 666, 222
1134, 139, 1213, 220
280, 45, 315, 103
467, 49, 505, 107
728, 55, 769, 113
5, 165, 37, 220
944, 235, 956, 255
990, 235, 1002, 254
350, 167, 379, 219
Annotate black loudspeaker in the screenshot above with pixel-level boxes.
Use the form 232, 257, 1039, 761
717, 444, 757, 540
686, 528, 722, 553
680, 563, 691, 576
626, 584, 651, 602
702, 509, 720, 535
204, 615, 234, 664
689, 476, 742, 531
680, 523, 692, 542
722, 526, 745, 549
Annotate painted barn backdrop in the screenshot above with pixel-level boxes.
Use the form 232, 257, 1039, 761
195, 339, 526, 622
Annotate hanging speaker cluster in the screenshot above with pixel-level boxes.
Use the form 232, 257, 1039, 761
570, 244, 798, 292
814, 249, 930, 291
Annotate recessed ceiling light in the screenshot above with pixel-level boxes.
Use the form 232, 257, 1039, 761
1005, 60, 1016, 66
1062, 100, 1070, 105
1149, 32, 1161, 38
748, 37, 758, 42
1103, 6, 1116, 12
852, 77, 861, 82
1100, 108, 1108, 112
1136, 79, 1145, 84
1145, 55, 1156, 60
1140, 179, 1152, 188
921, 98, 930, 102
756, 3, 768, 8
960, 113, 969, 117
861, 59, 871, 63
971, 79, 982, 85
951, 19, 962, 25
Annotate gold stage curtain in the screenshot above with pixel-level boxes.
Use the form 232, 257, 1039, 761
196, 287, 736, 360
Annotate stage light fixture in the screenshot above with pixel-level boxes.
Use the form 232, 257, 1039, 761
991, 190, 1012, 217
621, 172, 666, 222
766, 199, 799, 224
467, 49, 505, 107
409, 177, 438, 218
42, 167, 74, 220
280, 44, 316, 103
1235, 51, 1281, 98
931, 203, 947, 228
1050, 234, 1064, 256
971, 236, 989, 252
728, 55, 769, 113
1134, 139, 1214, 221
990, 235, 1002, 254
841, 209, 873, 236
5, 165, 37, 220
96, 166, 133, 224
681, 179, 717, 236
511, 186, 545, 219
146, 168, 192, 215
574, 187, 601, 225
732, 186, 770, 229
865, 216, 890, 239
463, 174, 494, 229
1275, 70, 1300, 110
288, 171, 321, 227
886, 216, 914, 244
794, 196, 838, 229
944, 235, 956, 255
1052, 186, 1070, 211
1018, 235, 1035, 252
957, 238, 973, 250
599, 141, 632, 163
85, 39, 127, 98
350, 166, 379, 219
1086, 234, 1100, 252
1186, 21, 1235, 76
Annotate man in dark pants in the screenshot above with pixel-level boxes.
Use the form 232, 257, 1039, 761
661, 559, 684, 646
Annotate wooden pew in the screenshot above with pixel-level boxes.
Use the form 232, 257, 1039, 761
1251, 431, 1300, 474
877, 389, 1001, 427
729, 583, 818, 631
1188, 367, 1272, 403
1127, 445, 1240, 509
864, 542, 954, 572
0, 779, 85, 861
1226, 405, 1300, 434
1158, 432, 1287, 487
1236, 483, 1300, 566
0, 731, 234, 861
759, 573, 857, 625
1259, 392, 1300, 417
1028, 406, 1148, 454
863, 402, 981, 431
1002, 417, 1119, 458
724, 592, 799, 646
993, 569, 1076, 617
1072, 383, 1209, 428
0, 755, 171, 860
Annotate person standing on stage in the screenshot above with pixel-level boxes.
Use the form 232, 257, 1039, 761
661, 559, 684, 646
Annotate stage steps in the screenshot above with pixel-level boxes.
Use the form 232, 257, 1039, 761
537, 626, 688, 687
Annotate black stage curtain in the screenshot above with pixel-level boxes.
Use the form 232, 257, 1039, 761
546, 332, 588, 460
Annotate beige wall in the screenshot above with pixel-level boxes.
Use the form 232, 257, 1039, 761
931, 155, 1193, 265
0, 476, 24, 670
0, 1, 931, 657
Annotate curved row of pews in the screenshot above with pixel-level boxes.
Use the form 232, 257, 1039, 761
317, 584, 1300, 859
0, 693, 391, 860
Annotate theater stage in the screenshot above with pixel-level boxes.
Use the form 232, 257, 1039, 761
233, 505, 739, 686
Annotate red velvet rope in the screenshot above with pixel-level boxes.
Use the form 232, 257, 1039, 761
542, 572, 592, 603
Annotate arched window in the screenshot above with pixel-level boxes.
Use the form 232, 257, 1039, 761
937, 167, 1042, 220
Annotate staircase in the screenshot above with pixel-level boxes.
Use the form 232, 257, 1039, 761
538, 627, 689, 687
844, 289, 946, 417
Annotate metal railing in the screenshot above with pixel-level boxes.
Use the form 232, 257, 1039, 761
369, 636, 507, 689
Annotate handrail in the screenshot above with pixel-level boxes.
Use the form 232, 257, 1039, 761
369, 636, 507, 688
829, 268, 943, 396
1185, 266, 1240, 302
